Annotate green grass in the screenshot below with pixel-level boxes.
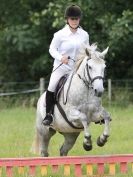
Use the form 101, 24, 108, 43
0, 105, 133, 157
0, 107, 35, 158
0, 105, 133, 176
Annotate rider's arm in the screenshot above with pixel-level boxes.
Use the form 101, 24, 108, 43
49, 32, 63, 61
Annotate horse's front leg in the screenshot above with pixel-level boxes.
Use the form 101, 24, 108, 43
82, 120, 92, 151
79, 113, 92, 151
97, 110, 111, 147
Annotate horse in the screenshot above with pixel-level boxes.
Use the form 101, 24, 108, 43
33, 43, 111, 157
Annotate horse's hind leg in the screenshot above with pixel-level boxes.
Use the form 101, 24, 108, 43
60, 132, 80, 156
38, 127, 56, 157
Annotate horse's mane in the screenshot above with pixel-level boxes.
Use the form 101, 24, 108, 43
75, 43, 105, 71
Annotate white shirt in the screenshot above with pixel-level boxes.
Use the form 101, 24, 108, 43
49, 24, 89, 71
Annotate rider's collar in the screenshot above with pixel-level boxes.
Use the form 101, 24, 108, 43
64, 24, 80, 36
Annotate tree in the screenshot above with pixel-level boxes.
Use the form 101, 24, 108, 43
0, 0, 133, 82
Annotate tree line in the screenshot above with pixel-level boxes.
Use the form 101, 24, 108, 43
0, 0, 133, 83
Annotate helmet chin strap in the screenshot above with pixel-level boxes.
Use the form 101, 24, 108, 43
67, 21, 79, 30
68, 23, 79, 30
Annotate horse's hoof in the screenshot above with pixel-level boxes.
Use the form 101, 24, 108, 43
97, 136, 107, 147
83, 143, 92, 151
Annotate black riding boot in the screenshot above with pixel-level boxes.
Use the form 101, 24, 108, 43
42, 90, 55, 126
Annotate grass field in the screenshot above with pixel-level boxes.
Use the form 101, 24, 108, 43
0, 105, 133, 176
0, 105, 133, 157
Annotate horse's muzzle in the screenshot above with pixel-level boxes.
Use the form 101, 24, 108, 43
94, 89, 103, 97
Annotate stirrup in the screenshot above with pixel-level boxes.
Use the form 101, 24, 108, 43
42, 113, 53, 126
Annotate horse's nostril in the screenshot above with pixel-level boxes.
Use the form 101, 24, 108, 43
94, 89, 102, 97
95, 89, 97, 94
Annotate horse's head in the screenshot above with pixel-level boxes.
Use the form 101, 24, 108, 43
76, 43, 109, 97
86, 44, 108, 97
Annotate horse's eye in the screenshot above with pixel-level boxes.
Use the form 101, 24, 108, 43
88, 66, 92, 69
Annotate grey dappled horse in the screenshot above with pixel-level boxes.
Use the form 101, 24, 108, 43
33, 44, 111, 156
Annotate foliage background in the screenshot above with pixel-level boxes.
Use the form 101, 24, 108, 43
0, 0, 133, 83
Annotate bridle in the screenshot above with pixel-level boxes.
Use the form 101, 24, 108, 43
77, 58, 104, 89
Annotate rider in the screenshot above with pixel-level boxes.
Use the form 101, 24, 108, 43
42, 4, 90, 126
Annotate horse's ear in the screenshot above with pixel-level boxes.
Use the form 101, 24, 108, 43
100, 47, 109, 58
91, 43, 98, 51
85, 43, 97, 56
85, 48, 90, 56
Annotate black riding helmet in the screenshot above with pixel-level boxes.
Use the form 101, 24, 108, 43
64, 5, 82, 18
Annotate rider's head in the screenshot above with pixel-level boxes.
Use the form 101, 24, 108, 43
64, 5, 82, 29
65, 5, 82, 19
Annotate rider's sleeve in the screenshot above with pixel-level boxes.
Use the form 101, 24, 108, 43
49, 32, 62, 61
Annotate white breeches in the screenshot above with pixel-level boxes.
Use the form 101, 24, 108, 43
48, 67, 70, 92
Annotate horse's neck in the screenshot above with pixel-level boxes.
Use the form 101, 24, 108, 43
66, 59, 89, 104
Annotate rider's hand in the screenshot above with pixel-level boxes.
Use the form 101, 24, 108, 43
61, 55, 69, 64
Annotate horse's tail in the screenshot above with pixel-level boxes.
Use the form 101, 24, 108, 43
31, 129, 40, 154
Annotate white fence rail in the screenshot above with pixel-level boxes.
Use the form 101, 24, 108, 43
0, 88, 39, 96
0, 78, 45, 97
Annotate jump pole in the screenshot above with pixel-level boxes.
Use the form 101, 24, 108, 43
0, 154, 133, 177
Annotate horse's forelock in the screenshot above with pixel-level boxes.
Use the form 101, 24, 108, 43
94, 57, 105, 64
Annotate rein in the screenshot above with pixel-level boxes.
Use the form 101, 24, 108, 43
52, 57, 75, 73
